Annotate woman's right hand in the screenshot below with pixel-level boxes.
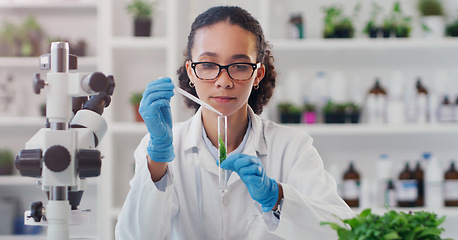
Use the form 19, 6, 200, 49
139, 77, 175, 163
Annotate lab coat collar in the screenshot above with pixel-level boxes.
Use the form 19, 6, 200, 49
183, 106, 268, 175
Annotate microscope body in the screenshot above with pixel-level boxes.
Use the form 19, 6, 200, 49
15, 42, 114, 240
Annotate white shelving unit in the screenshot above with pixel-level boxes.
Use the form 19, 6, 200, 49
97, 0, 179, 238
3, 0, 458, 239
0, 1, 100, 238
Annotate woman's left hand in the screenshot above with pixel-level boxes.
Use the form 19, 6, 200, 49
221, 153, 279, 212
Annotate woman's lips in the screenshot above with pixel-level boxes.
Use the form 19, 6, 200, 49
212, 96, 235, 103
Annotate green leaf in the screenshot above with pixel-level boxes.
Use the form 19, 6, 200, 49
337, 228, 355, 240
382, 231, 399, 239
359, 208, 372, 217
218, 137, 226, 164
320, 222, 345, 231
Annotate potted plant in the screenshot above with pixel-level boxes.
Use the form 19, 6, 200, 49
302, 103, 316, 124
446, 18, 458, 36
345, 102, 361, 124
379, 2, 412, 38
323, 100, 337, 124
277, 102, 301, 123
130, 92, 143, 122
322, 4, 359, 38
334, 17, 354, 38
126, 0, 155, 37
334, 103, 347, 124
395, 16, 412, 38
288, 105, 302, 123
418, 0, 445, 38
381, 13, 396, 38
20, 15, 44, 57
363, 2, 382, 38
321, 208, 452, 240
322, 5, 341, 38
0, 148, 14, 175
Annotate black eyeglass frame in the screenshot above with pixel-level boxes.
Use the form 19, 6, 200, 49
190, 61, 262, 81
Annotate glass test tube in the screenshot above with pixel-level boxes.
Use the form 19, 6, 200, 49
218, 115, 228, 193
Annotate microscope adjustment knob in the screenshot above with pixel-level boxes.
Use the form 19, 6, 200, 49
15, 149, 43, 178
30, 201, 44, 222
78, 149, 102, 178
33, 73, 45, 94
44, 145, 71, 172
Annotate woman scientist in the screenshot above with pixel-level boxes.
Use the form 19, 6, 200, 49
115, 6, 354, 239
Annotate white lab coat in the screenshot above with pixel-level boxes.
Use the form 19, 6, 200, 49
115, 107, 354, 240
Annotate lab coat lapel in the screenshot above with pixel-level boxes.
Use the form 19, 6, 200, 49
227, 107, 268, 186
184, 107, 219, 176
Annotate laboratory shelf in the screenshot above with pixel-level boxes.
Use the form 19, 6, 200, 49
110, 122, 147, 135
269, 38, 458, 52
0, 175, 99, 187
284, 123, 458, 136
0, 236, 45, 240
0, 57, 98, 68
111, 37, 169, 50
0, 1, 98, 10
0, 117, 45, 128
0, 175, 38, 186
352, 206, 458, 216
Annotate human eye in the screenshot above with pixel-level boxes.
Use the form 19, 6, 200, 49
199, 62, 218, 70
232, 63, 250, 71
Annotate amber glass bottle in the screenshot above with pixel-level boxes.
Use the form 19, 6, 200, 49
413, 162, 424, 207
342, 162, 360, 208
397, 162, 418, 207
369, 78, 387, 95
416, 78, 428, 95
444, 161, 458, 206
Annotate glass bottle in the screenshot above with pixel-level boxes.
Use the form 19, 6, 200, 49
342, 162, 360, 208
439, 95, 453, 122
366, 78, 387, 124
416, 78, 428, 123
413, 161, 424, 207
444, 161, 458, 206
396, 162, 418, 207
385, 179, 396, 207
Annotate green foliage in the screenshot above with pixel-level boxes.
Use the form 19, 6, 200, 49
345, 102, 361, 113
321, 209, 452, 240
130, 92, 143, 105
126, 0, 155, 20
322, 3, 359, 38
322, 100, 336, 114
445, 19, 458, 37
418, 0, 444, 16
218, 137, 226, 164
364, 2, 382, 34
277, 102, 301, 114
381, 2, 412, 37
302, 103, 316, 112
0, 15, 44, 56
0, 149, 14, 166
446, 18, 458, 36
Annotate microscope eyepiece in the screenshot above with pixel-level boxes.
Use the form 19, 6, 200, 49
81, 72, 109, 93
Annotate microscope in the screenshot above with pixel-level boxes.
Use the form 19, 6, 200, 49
14, 42, 114, 240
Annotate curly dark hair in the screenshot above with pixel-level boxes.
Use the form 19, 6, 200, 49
176, 6, 277, 115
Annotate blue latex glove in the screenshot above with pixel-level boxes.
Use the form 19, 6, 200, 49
139, 77, 175, 162
221, 153, 279, 212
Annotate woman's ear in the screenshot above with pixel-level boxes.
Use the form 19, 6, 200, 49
185, 60, 194, 83
254, 63, 266, 86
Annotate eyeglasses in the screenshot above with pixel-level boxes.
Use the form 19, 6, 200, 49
190, 62, 261, 81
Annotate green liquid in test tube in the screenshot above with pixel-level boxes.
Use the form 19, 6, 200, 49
218, 115, 228, 193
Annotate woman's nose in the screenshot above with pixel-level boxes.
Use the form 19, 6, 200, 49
215, 70, 234, 88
